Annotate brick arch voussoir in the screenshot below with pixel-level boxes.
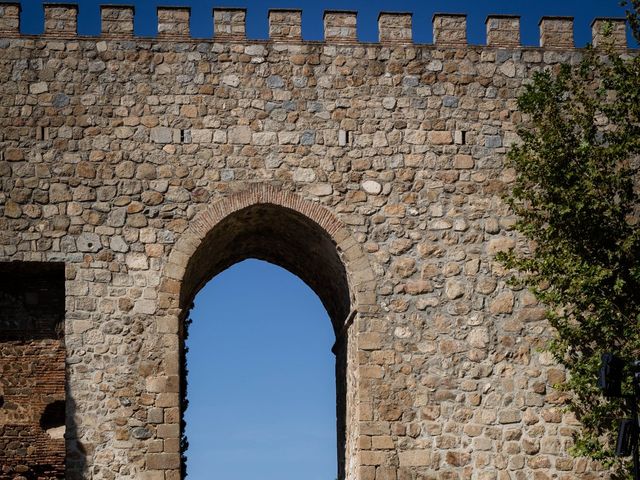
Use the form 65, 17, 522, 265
159, 184, 377, 320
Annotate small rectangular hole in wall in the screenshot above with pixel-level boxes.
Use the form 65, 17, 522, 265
180, 129, 191, 144
339, 130, 352, 147
36, 126, 50, 141
455, 130, 466, 145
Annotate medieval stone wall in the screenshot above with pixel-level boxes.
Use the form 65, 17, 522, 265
0, 3, 631, 479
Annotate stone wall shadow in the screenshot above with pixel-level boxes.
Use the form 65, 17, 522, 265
65, 378, 87, 478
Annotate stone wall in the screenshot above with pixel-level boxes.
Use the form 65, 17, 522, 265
0, 4, 632, 480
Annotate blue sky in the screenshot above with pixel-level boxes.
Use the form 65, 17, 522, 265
186, 260, 336, 480
8, 0, 635, 478
15, 0, 634, 46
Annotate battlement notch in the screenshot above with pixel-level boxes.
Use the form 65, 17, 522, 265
323, 10, 357, 42
269, 9, 302, 41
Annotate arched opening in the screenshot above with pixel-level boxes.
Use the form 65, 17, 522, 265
184, 259, 337, 479
174, 199, 357, 479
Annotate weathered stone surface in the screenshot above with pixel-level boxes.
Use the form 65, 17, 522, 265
0, 11, 610, 480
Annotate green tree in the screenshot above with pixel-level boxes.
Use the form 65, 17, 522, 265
501, 2, 640, 476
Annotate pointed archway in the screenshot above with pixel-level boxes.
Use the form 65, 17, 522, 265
156, 184, 377, 479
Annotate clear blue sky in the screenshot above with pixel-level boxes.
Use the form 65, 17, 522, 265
186, 260, 336, 480
15, 0, 634, 46
8, 0, 634, 478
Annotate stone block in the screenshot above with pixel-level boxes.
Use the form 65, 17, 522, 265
399, 450, 431, 467
157, 423, 179, 438
361, 450, 387, 465
428, 130, 453, 145
228, 125, 252, 144
150, 127, 173, 144
141, 472, 165, 480
146, 453, 180, 469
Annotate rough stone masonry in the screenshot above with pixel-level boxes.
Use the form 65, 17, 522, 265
0, 3, 632, 479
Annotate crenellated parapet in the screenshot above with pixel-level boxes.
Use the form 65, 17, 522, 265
539, 16, 574, 48
378, 12, 412, 44
43, 3, 77, 37
101, 5, 134, 37
592, 17, 628, 49
157, 6, 190, 39
214, 7, 246, 40
268, 9, 302, 41
433, 13, 467, 46
0, 2, 19, 34
486, 15, 520, 47
0, 3, 631, 49
323, 10, 357, 43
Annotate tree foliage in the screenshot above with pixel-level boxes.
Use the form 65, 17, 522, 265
501, 3, 640, 476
